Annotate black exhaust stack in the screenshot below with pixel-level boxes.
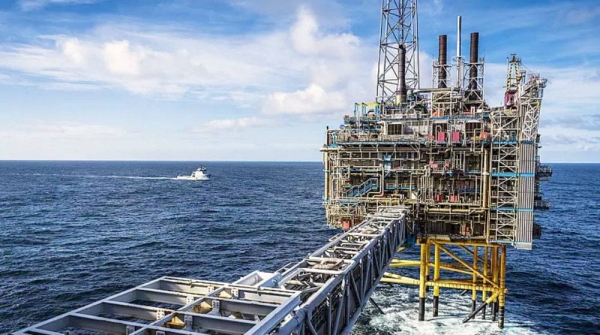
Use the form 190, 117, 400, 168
397, 44, 407, 105
469, 32, 479, 90
438, 35, 447, 88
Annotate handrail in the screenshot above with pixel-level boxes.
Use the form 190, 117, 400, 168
346, 178, 378, 197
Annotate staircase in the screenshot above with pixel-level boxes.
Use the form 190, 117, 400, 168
346, 178, 379, 197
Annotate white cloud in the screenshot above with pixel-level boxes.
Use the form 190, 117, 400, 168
473, 59, 600, 162
418, 51, 434, 89
259, 7, 371, 116
290, 6, 359, 57
541, 66, 600, 111
542, 133, 600, 146
0, 121, 128, 140
541, 114, 600, 131
0, 28, 298, 98
263, 84, 347, 115
19, 0, 100, 11
191, 117, 278, 133
103, 40, 144, 76
536, 126, 600, 162
0, 33, 262, 97
230, 0, 350, 28
58, 38, 86, 65
0, 6, 374, 114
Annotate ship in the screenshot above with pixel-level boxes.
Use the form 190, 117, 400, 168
176, 167, 210, 181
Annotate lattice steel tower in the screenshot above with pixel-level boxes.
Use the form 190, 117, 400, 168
376, 0, 420, 103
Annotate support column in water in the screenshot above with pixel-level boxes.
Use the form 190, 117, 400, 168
418, 242, 427, 321
472, 246, 478, 312
498, 245, 507, 328
433, 244, 441, 317
425, 242, 431, 294
482, 246, 489, 319
491, 246, 499, 322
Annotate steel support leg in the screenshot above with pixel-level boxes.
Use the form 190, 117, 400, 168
482, 246, 488, 320
471, 246, 478, 313
498, 245, 507, 329
418, 242, 427, 321
425, 242, 431, 295
433, 244, 440, 317
491, 246, 499, 322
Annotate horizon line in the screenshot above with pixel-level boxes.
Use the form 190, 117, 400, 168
0, 159, 323, 163
0, 159, 598, 164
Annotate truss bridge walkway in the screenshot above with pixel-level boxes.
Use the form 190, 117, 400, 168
15, 208, 408, 335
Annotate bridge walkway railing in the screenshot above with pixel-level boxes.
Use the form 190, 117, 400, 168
14, 208, 408, 335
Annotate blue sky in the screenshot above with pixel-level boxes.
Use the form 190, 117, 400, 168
0, 0, 599, 162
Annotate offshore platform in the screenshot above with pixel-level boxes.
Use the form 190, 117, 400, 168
14, 1, 551, 334
322, 0, 552, 328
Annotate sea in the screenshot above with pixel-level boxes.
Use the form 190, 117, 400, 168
0, 161, 598, 335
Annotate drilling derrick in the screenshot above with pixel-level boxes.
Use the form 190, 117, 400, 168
376, 0, 419, 103
322, 0, 550, 328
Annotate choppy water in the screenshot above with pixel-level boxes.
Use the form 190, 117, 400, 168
0, 162, 598, 334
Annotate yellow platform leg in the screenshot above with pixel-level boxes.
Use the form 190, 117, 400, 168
498, 245, 507, 328
472, 246, 478, 312
418, 242, 427, 321
384, 240, 508, 327
433, 243, 441, 317
493, 246, 500, 322
425, 241, 431, 295
482, 246, 489, 319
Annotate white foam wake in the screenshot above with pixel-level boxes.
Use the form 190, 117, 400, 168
20, 173, 179, 180
353, 286, 545, 335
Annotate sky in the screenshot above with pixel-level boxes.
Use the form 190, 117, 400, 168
0, 0, 599, 162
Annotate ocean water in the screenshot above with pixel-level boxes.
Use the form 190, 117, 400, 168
0, 161, 598, 334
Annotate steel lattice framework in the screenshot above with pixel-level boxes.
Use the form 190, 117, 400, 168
376, 0, 420, 102
322, 1, 551, 326
14, 210, 407, 335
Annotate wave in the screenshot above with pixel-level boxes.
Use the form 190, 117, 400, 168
12, 173, 179, 180
105, 175, 176, 180
352, 285, 546, 335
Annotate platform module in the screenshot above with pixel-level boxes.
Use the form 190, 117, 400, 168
321, 0, 551, 328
